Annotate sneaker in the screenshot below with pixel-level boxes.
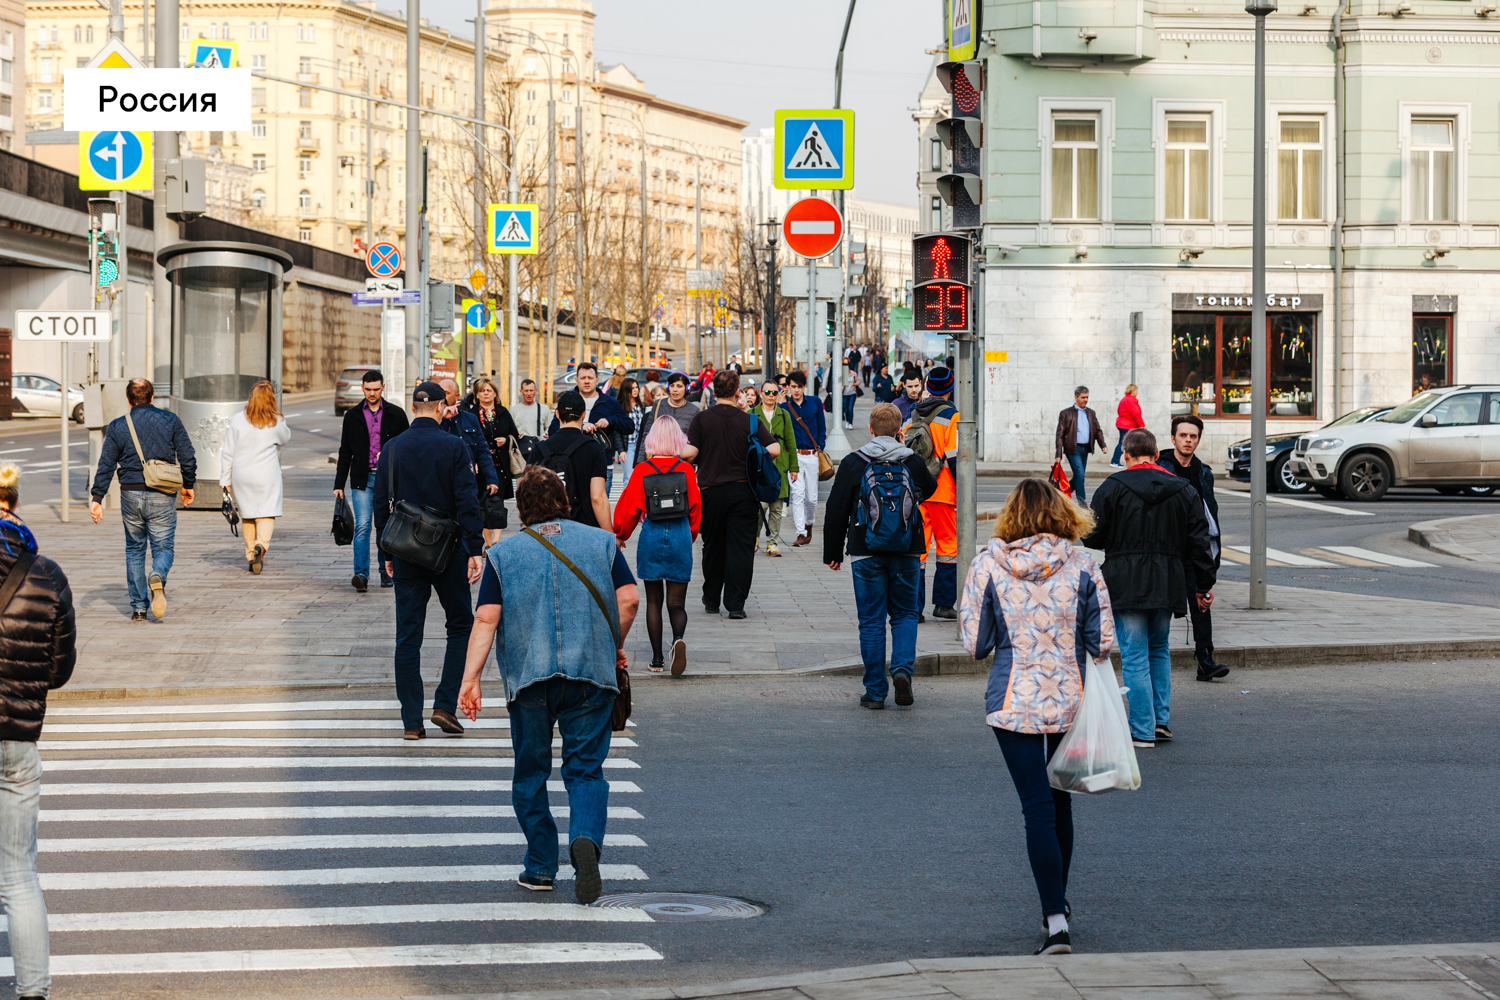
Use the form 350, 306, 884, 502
1197, 662, 1230, 681
648, 659, 665, 673
669, 639, 687, 677
570, 837, 602, 905
148, 573, 166, 619
1155, 724, 1173, 741
727, 610, 746, 620
931, 605, 957, 621
380, 579, 395, 588
403, 727, 427, 740
130, 609, 148, 622
517, 874, 554, 892
765, 546, 782, 557
1034, 929, 1072, 956
859, 695, 885, 710
892, 672, 914, 707
352, 574, 368, 593
1132, 738, 1154, 748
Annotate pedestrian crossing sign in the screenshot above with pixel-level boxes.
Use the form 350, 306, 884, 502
774, 109, 854, 190
191, 40, 238, 69
487, 203, 538, 254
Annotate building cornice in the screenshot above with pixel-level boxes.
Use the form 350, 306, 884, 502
597, 80, 748, 132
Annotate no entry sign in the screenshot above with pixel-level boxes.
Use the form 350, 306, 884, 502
781, 197, 843, 260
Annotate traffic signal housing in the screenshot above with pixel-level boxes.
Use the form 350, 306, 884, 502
935, 60, 984, 230
911, 232, 972, 335
825, 300, 836, 337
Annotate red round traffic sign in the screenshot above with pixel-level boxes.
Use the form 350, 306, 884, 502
781, 197, 843, 259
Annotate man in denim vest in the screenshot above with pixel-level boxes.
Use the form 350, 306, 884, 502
459, 466, 640, 903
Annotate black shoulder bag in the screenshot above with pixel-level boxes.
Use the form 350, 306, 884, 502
378, 453, 462, 574
523, 527, 630, 732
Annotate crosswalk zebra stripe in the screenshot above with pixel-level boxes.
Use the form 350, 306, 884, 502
40, 805, 646, 821
1318, 544, 1437, 568
40, 778, 643, 794
38, 737, 637, 750
1227, 544, 1335, 567
0, 941, 663, 976
1, 901, 653, 933
46, 719, 518, 732
46, 700, 420, 716
39, 863, 648, 891
39, 832, 647, 852
39, 756, 642, 771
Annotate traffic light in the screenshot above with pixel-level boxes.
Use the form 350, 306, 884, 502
911, 232, 972, 334
88, 198, 123, 293
935, 60, 983, 230
825, 300, 836, 337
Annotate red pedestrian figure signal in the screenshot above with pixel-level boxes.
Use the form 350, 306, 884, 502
929, 238, 952, 279
911, 232, 972, 334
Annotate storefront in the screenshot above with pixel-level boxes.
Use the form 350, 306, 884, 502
1411, 294, 1456, 396
1170, 293, 1322, 421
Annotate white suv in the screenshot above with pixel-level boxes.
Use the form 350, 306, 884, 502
1287, 385, 1500, 501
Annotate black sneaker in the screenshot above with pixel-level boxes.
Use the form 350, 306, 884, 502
931, 605, 957, 620
648, 659, 665, 674
1197, 662, 1230, 681
352, 574, 368, 593
1132, 738, 1155, 748
570, 837, 602, 905
669, 639, 687, 677
892, 672, 914, 707
703, 604, 720, 615
380, 578, 395, 588
1155, 724, 1173, 741
517, 874, 554, 892
859, 695, 885, 710
1034, 929, 1072, 955
130, 609, 148, 622
727, 610, 746, 620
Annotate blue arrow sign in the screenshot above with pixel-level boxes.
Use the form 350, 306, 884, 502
465, 302, 490, 328
87, 130, 145, 184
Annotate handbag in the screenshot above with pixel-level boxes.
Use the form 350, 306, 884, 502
378, 458, 462, 574
1049, 459, 1072, 493
124, 409, 184, 493
222, 488, 241, 537
481, 489, 509, 530
508, 437, 527, 476
523, 527, 631, 731
787, 406, 836, 481
331, 494, 353, 545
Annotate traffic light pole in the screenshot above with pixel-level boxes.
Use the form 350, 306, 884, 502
954, 255, 982, 635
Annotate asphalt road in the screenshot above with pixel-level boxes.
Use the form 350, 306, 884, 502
27, 661, 1500, 998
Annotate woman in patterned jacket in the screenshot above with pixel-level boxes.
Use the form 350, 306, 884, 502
959, 478, 1115, 958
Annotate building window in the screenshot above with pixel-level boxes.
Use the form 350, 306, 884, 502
298, 120, 313, 140
0, 60, 10, 84
929, 195, 942, 232
221, 23, 230, 40
1165, 116, 1210, 222
252, 120, 266, 138
299, 155, 312, 176
299, 88, 312, 108
251, 189, 266, 209
1410, 118, 1454, 222
1278, 118, 1323, 221
252, 54, 266, 71
1172, 310, 1317, 418
73, 25, 80, 42
296, 24, 305, 42
299, 228, 313, 243
259, 23, 269, 40
37, 90, 52, 111
39, 58, 52, 83
298, 190, 312, 211
0, 96, 10, 117
1413, 314, 1452, 393
525, 55, 537, 74
562, 88, 573, 103
929, 137, 941, 172
300, 56, 312, 76
181, 24, 189, 41
525, 115, 536, 127
1050, 115, 1099, 221
252, 87, 266, 105
252, 153, 266, 171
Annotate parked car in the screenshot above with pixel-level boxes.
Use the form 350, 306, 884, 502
334, 365, 380, 413
11, 374, 84, 422
1287, 386, 1500, 500
1227, 406, 1391, 494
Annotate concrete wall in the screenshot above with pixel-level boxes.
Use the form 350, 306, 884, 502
280, 278, 381, 395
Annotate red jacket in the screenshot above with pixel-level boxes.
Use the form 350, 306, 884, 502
613, 456, 702, 542
1116, 393, 1144, 430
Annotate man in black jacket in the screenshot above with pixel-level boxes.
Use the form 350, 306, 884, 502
1156, 414, 1230, 682
1054, 386, 1109, 503
374, 382, 484, 740
334, 369, 410, 592
1083, 428, 1216, 749
824, 403, 938, 709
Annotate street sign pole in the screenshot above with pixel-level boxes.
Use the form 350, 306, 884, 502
60, 345, 69, 522
1248, 0, 1275, 609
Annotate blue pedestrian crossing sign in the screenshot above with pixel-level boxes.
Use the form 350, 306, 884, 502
79, 129, 152, 190
487, 203, 538, 254
774, 109, 854, 190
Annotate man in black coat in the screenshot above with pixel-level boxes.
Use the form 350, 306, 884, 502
1156, 414, 1230, 682
335, 369, 410, 592
1082, 428, 1216, 749
373, 382, 484, 740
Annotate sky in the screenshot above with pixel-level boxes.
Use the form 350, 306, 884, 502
425, 0, 940, 207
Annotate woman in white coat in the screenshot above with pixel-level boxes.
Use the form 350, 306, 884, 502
220, 381, 292, 574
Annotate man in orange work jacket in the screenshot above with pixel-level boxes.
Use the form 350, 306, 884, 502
902, 366, 960, 621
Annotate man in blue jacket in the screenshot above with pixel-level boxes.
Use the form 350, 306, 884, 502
781, 370, 826, 547
374, 381, 484, 740
88, 379, 197, 621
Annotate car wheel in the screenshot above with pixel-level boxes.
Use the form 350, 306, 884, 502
1271, 454, 1310, 494
1463, 486, 1497, 497
71, 402, 85, 423
1314, 485, 1343, 500
1338, 453, 1391, 502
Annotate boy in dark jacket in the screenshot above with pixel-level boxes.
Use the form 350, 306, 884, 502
1155, 414, 1229, 682
334, 369, 410, 591
1082, 428, 1216, 748
824, 403, 938, 709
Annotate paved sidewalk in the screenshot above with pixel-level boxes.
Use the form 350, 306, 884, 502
409, 943, 1500, 1000
1410, 513, 1500, 563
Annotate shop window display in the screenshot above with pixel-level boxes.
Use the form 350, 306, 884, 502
1412, 315, 1452, 395
1171, 311, 1317, 418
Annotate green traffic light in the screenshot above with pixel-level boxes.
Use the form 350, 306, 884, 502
98, 259, 118, 286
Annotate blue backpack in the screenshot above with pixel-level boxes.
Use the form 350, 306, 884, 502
746, 413, 783, 504
856, 459, 918, 552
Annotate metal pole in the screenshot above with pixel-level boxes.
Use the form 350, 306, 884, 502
640, 137, 648, 370
1333, 0, 1346, 418
1248, 1, 1273, 608
575, 103, 586, 366
694, 162, 702, 377
473, 0, 485, 304
508, 146, 520, 407
107, 0, 125, 380
420, 145, 431, 385
547, 96, 557, 396
60, 345, 69, 522
404, 0, 421, 397
955, 250, 980, 626
151, 0, 178, 394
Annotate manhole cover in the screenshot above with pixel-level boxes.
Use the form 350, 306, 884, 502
759, 688, 858, 703
591, 893, 766, 921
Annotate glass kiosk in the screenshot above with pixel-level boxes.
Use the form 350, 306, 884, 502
158, 241, 293, 487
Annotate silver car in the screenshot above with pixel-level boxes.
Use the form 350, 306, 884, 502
1288, 385, 1500, 500
334, 365, 380, 413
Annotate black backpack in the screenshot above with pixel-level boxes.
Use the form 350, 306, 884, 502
538, 436, 591, 521
643, 458, 690, 522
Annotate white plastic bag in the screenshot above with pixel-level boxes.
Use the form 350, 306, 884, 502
1046, 657, 1142, 794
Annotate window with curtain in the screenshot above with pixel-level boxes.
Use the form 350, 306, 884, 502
1051, 116, 1099, 220
251, 189, 266, 209
1165, 116, 1210, 221
929, 137, 942, 172
1410, 118, 1454, 222
1278, 118, 1323, 221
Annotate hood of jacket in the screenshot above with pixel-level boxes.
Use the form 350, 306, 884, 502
1113, 465, 1191, 506
856, 436, 913, 463
984, 533, 1075, 583
913, 395, 953, 418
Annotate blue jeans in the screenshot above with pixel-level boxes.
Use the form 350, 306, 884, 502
1111, 429, 1127, 466
0, 742, 48, 997
508, 677, 615, 879
1066, 451, 1089, 502
842, 392, 856, 425
993, 727, 1072, 919
347, 484, 388, 583
1115, 608, 1173, 741
119, 489, 176, 611
392, 556, 473, 731
851, 555, 921, 701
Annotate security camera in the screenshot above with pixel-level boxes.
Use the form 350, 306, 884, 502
1423, 246, 1451, 260
998, 244, 1022, 257
1180, 246, 1206, 261
1074, 245, 1089, 259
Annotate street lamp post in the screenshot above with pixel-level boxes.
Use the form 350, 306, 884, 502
1247, 0, 1276, 609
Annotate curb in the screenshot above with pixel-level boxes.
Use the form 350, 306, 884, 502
1409, 515, 1500, 563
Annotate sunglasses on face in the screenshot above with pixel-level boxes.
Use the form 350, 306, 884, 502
763, 389, 779, 396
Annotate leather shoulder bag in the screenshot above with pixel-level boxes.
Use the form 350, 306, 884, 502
787, 405, 836, 481
378, 451, 462, 574
124, 409, 184, 493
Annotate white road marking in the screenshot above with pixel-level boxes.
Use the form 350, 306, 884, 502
2, 901, 651, 933
0, 942, 662, 976
39, 832, 646, 852
40, 863, 648, 890
0, 448, 34, 455
1227, 545, 1336, 567
312, 409, 327, 414
41, 778, 641, 794
39, 737, 636, 749
46, 718, 518, 732
39, 757, 641, 773
24, 462, 60, 470
1267, 495, 1374, 516
41, 804, 644, 821
1319, 545, 1437, 568
47, 700, 430, 716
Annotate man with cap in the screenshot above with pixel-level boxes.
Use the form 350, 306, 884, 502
537, 391, 612, 530
335, 369, 409, 592
901, 366, 960, 621
373, 381, 484, 740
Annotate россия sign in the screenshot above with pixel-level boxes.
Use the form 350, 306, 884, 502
63, 68, 252, 131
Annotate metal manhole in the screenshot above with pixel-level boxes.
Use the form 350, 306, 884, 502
591, 893, 766, 921
759, 688, 859, 703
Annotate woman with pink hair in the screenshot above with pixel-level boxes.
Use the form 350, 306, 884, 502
613, 415, 701, 675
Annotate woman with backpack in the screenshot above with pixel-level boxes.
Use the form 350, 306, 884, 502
612, 415, 701, 675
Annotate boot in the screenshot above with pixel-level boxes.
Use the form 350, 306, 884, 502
1196, 648, 1229, 681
